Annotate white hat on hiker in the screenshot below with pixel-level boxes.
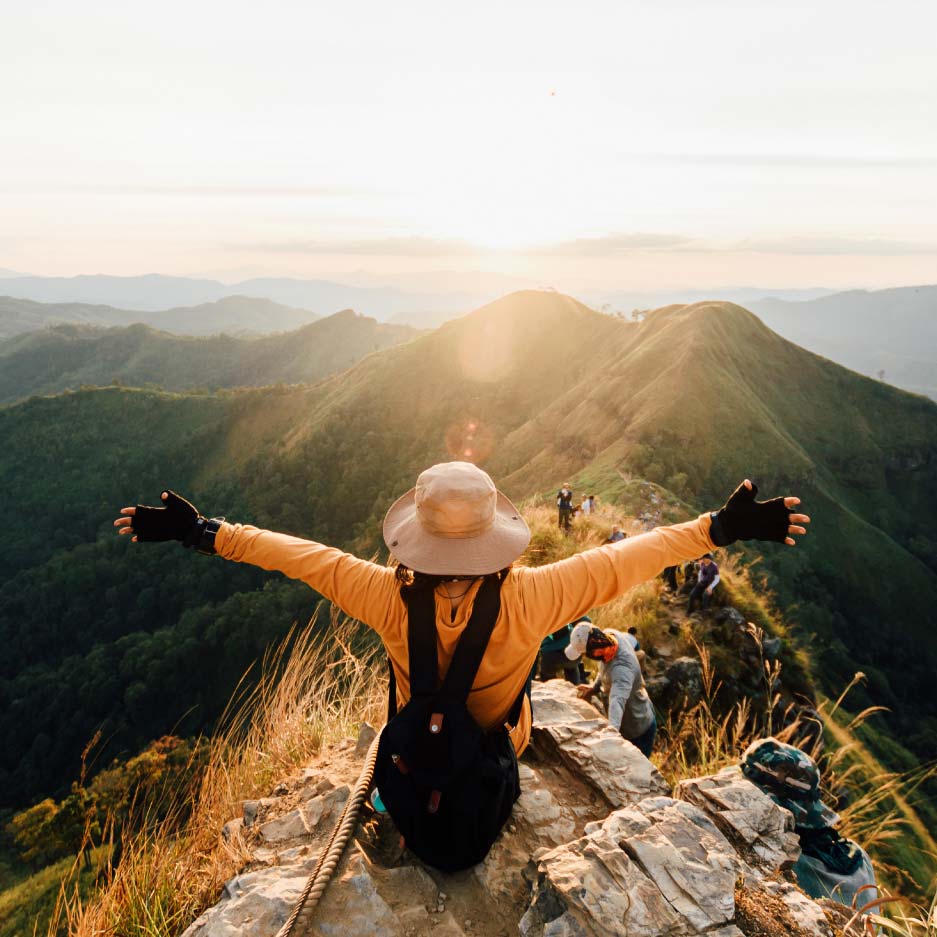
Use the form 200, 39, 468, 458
382, 461, 531, 576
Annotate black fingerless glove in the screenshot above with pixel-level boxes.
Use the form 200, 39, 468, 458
132, 490, 203, 548
709, 481, 791, 547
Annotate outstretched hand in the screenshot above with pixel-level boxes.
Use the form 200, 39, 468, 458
711, 479, 810, 547
113, 490, 201, 545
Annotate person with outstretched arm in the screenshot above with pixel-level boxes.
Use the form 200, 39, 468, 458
114, 468, 807, 759
113, 466, 807, 868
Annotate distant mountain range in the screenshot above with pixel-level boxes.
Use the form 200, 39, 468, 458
1, 290, 934, 809
749, 285, 937, 399
0, 309, 421, 404
0, 273, 489, 321
2, 277, 934, 400
0, 294, 321, 339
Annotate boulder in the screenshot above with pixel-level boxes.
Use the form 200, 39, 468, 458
258, 785, 349, 845
180, 863, 313, 937
523, 796, 740, 937
355, 721, 377, 755
664, 656, 704, 709
529, 682, 669, 808
676, 766, 800, 871
714, 607, 746, 628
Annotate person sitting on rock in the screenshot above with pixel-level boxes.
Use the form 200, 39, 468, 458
686, 553, 720, 615
741, 738, 878, 910
567, 623, 657, 756
114, 468, 808, 863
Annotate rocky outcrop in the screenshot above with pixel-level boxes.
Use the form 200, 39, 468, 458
181, 681, 857, 937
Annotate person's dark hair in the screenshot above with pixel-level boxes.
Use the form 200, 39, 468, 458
394, 563, 512, 596
627, 626, 638, 635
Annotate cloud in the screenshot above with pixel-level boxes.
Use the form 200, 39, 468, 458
618, 152, 937, 170
535, 233, 696, 255
735, 235, 937, 256
60, 184, 366, 199
244, 236, 483, 256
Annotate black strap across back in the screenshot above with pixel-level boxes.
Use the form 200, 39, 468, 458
386, 575, 524, 726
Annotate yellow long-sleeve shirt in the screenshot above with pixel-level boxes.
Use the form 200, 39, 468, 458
215, 515, 716, 755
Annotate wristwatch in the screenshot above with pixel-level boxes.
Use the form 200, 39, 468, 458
191, 516, 225, 555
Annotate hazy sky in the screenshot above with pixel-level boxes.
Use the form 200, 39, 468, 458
2, 0, 935, 290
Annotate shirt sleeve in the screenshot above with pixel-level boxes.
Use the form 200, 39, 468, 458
710, 573, 721, 589
214, 523, 400, 638
514, 514, 716, 637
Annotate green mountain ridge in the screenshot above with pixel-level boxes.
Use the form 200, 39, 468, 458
1, 289, 935, 812
0, 293, 322, 340
0, 309, 421, 404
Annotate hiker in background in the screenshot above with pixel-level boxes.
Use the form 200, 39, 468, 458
567, 623, 657, 756
741, 739, 878, 910
605, 523, 626, 543
581, 494, 596, 516
687, 553, 720, 615
557, 482, 574, 531
625, 626, 640, 651
539, 615, 588, 684
115, 470, 808, 871
661, 565, 679, 591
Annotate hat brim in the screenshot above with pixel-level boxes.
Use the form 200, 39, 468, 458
383, 487, 531, 576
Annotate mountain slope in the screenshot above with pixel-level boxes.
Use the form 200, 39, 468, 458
749, 285, 937, 399
1, 290, 935, 809
0, 310, 420, 404
0, 294, 320, 340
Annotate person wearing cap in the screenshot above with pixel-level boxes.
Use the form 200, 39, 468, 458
741, 738, 878, 908
115, 467, 809, 761
539, 615, 589, 684
566, 623, 656, 755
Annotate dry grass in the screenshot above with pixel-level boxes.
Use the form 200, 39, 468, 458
47, 607, 385, 937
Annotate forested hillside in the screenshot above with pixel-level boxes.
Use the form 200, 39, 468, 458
0, 309, 420, 404
2, 290, 935, 814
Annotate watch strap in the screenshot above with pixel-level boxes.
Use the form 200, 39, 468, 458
190, 516, 225, 555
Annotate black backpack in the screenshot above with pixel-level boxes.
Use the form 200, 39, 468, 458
373, 575, 523, 872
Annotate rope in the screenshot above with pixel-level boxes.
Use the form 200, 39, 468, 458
275, 730, 382, 937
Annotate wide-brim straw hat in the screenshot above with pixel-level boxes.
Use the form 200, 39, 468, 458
383, 461, 531, 576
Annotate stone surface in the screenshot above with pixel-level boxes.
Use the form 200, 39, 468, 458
529, 681, 669, 808
676, 766, 801, 871
355, 721, 378, 755
258, 786, 349, 845
242, 797, 277, 829
180, 863, 312, 937
664, 656, 704, 709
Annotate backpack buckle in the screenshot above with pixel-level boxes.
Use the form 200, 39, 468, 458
391, 753, 409, 775
429, 713, 444, 734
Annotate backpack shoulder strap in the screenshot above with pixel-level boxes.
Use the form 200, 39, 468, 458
437, 575, 504, 707
402, 585, 439, 699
